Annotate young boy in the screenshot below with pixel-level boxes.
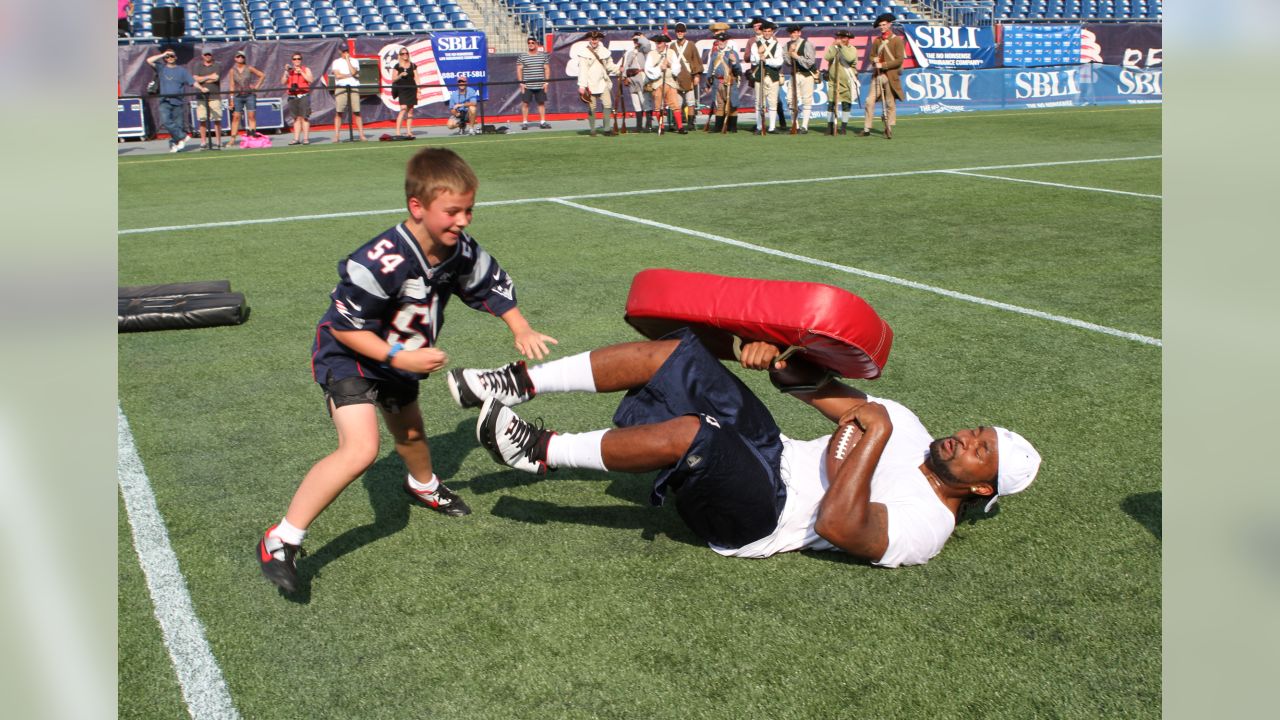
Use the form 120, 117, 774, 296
257, 147, 557, 593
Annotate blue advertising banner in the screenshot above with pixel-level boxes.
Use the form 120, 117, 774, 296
1002, 25, 1083, 67
432, 31, 489, 97
906, 25, 998, 70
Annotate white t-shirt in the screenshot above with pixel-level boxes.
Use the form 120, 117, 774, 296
710, 397, 955, 568
331, 56, 360, 87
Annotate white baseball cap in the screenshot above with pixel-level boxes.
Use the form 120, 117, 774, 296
986, 427, 1041, 512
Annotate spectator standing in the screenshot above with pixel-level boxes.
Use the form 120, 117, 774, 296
446, 76, 479, 135
391, 48, 418, 138
146, 49, 206, 152
281, 52, 314, 145
516, 37, 552, 130
228, 50, 266, 144
331, 45, 367, 142
192, 50, 225, 150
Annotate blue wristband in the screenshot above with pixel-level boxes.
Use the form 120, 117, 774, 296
385, 342, 405, 363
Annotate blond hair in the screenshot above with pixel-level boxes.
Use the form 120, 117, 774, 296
405, 147, 479, 206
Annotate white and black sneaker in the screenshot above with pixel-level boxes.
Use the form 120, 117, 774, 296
447, 361, 535, 409
477, 397, 551, 475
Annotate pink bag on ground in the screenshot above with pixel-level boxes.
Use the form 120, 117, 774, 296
238, 134, 272, 148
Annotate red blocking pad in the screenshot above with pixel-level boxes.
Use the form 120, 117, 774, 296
623, 269, 893, 379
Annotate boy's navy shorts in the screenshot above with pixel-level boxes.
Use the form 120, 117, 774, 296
612, 328, 786, 549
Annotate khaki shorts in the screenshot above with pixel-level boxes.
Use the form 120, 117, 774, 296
334, 86, 360, 114
195, 97, 223, 120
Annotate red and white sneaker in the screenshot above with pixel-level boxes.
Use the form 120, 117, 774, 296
257, 526, 304, 593
403, 481, 472, 517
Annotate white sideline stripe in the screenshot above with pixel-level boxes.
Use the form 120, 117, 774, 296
118, 406, 241, 720
942, 170, 1163, 199
118, 155, 1161, 235
550, 199, 1163, 348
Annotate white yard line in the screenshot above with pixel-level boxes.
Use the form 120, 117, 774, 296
551, 198, 1162, 348
941, 169, 1163, 199
118, 406, 241, 720
118, 155, 1161, 236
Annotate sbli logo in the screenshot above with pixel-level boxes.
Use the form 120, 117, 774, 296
436, 35, 481, 52
910, 27, 981, 49
1118, 69, 1162, 96
1014, 69, 1080, 99
905, 73, 975, 101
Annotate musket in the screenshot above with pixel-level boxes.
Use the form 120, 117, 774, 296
788, 39, 798, 135
657, 54, 669, 136
614, 72, 623, 134
721, 53, 731, 135
704, 73, 716, 132
754, 38, 766, 137
827, 54, 839, 135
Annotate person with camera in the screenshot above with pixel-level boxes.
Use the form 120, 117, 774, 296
281, 53, 314, 145
446, 76, 479, 135
146, 49, 207, 153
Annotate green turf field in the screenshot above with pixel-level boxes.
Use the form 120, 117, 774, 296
119, 105, 1161, 719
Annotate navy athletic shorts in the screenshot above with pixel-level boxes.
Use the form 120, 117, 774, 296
612, 328, 786, 549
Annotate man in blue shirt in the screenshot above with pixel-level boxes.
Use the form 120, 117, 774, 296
446, 76, 479, 135
146, 49, 207, 152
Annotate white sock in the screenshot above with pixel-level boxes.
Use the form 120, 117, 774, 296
546, 430, 609, 472
271, 518, 307, 546
407, 472, 440, 494
527, 351, 596, 394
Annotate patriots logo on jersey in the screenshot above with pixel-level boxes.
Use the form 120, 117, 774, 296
491, 277, 514, 301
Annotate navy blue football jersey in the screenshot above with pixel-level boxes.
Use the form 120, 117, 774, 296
311, 223, 517, 384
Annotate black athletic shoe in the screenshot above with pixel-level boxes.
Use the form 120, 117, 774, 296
257, 526, 304, 593
403, 480, 472, 516
477, 397, 551, 475
447, 361, 535, 409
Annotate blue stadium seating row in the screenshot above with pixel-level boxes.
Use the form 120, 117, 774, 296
121, 0, 1161, 42
126, 0, 475, 41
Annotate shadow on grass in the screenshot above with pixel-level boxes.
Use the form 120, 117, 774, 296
490, 494, 702, 547
1121, 491, 1161, 540
281, 418, 485, 603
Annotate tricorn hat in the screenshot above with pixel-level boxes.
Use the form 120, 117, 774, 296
874, 13, 897, 26
650, 33, 671, 44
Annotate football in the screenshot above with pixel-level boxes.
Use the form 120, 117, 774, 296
825, 422, 865, 479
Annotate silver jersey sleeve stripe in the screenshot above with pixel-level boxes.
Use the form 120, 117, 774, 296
461, 249, 494, 293
344, 258, 391, 299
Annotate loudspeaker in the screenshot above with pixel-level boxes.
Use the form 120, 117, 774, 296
151, 6, 186, 39
358, 63, 381, 98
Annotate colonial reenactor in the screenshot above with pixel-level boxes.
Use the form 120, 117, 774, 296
574, 29, 620, 136
621, 32, 654, 132
748, 21, 784, 134
705, 32, 740, 133
862, 13, 904, 139
784, 25, 818, 134
671, 22, 705, 131
823, 30, 860, 134
644, 34, 686, 134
